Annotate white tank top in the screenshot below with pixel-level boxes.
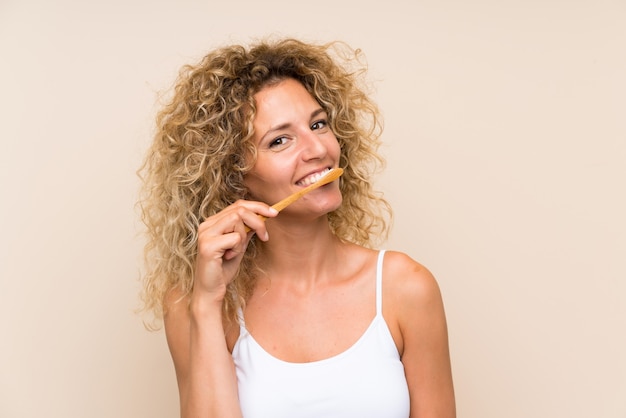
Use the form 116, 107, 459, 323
232, 250, 410, 418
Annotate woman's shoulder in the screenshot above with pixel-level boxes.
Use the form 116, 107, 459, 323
381, 250, 443, 314
381, 250, 448, 358
383, 250, 437, 282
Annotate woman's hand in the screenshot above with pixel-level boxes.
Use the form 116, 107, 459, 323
165, 199, 275, 418
193, 200, 278, 300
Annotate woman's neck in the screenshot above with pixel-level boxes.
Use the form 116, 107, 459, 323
256, 217, 346, 287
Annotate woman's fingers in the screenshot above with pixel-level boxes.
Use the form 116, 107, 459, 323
202, 201, 276, 241
222, 218, 253, 261
193, 200, 277, 294
197, 200, 277, 259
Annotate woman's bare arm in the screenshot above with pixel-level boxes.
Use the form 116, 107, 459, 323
163, 200, 277, 417
164, 289, 242, 418
387, 251, 456, 418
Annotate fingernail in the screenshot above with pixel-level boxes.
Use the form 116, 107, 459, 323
269, 207, 278, 215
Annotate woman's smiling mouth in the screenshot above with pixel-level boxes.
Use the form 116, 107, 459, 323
296, 168, 332, 187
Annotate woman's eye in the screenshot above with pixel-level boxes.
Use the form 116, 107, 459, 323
311, 120, 328, 130
269, 136, 288, 148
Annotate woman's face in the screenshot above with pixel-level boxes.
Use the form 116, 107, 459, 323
244, 78, 342, 217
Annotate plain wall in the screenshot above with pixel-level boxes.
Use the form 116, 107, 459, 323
1, 1, 624, 417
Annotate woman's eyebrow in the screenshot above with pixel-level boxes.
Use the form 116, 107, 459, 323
310, 108, 326, 119
259, 108, 326, 141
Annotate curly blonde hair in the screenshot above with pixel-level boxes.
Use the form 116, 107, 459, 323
138, 37, 392, 328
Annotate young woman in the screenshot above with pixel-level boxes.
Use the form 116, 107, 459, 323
139, 38, 455, 418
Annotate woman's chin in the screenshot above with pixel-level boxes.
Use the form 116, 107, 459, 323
319, 195, 343, 214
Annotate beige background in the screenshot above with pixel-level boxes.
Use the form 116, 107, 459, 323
1, 0, 624, 417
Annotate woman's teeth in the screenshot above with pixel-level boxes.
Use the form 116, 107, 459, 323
297, 168, 331, 186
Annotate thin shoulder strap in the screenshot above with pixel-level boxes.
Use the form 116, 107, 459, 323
376, 250, 386, 315
237, 308, 247, 332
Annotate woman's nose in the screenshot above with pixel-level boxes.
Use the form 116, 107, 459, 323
299, 130, 327, 161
